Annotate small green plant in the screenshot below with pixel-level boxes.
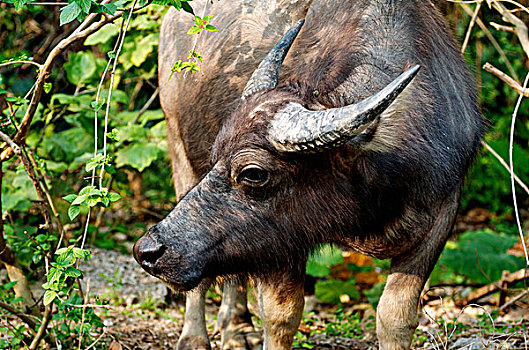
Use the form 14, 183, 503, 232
51, 294, 105, 348
324, 308, 365, 338
42, 246, 91, 305
63, 186, 122, 221
187, 15, 218, 35
99, 268, 124, 303
292, 331, 315, 349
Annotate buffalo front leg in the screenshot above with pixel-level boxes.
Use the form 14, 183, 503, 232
177, 281, 211, 350
376, 192, 460, 350
217, 278, 262, 349
257, 272, 305, 349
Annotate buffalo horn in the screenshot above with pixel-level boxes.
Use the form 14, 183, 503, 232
241, 19, 305, 100
268, 65, 421, 153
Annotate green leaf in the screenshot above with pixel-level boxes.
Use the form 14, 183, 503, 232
107, 192, 121, 202
305, 260, 330, 278
102, 3, 117, 14
86, 197, 98, 207
315, 279, 360, 304
115, 142, 161, 172
187, 26, 201, 35
79, 186, 96, 196
92, 2, 117, 15
43, 290, 56, 306
14, 0, 26, 11
64, 267, 82, 278
55, 247, 68, 255
85, 161, 97, 172
62, 194, 78, 203
46, 267, 61, 286
43, 82, 52, 94
181, 1, 193, 14
194, 16, 202, 26
2, 281, 18, 290
91, 99, 105, 112
119, 124, 148, 142
128, 33, 159, 67
85, 23, 119, 45
205, 24, 218, 32
68, 205, 81, 221
73, 0, 91, 14
64, 51, 97, 85
432, 229, 525, 284
306, 245, 343, 277
71, 194, 87, 205
60, 2, 82, 26
88, 188, 102, 196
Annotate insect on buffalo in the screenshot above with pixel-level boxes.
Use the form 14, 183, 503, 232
134, 1, 486, 349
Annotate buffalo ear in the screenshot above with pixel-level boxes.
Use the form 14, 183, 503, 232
241, 19, 305, 100
267, 65, 421, 153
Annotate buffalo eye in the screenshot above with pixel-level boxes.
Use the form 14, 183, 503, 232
236, 165, 269, 187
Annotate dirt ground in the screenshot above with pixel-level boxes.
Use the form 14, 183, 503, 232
79, 246, 529, 350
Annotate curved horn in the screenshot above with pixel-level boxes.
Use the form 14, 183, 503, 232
241, 19, 305, 100
268, 65, 421, 153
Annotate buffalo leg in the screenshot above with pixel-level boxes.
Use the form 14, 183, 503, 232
376, 191, 460, 350
177, 281, 211, 349
257, 272, 305, 349
217, 278, 262, 349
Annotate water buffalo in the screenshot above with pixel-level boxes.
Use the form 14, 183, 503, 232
134, 0, 485, 349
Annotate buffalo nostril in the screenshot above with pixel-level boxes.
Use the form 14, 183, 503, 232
134, 234, 166, 266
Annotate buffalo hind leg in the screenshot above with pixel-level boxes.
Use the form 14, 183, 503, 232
217, 278, 262, 349
257, 272, 305, 349
177, 281, 211, 349
376, 191, 460, 350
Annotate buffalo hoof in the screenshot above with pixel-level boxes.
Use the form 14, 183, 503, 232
176, 336, 211, 350
221, 321, 262, 350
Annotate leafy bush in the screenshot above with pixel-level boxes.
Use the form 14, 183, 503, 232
431, 229, 525, 284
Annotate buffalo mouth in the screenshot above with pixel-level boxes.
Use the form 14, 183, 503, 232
133, 234, 204, 291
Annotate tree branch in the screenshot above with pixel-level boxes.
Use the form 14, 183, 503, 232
0, 301, 39, 332
483, 62, 529, 97
490, 1, 529, 58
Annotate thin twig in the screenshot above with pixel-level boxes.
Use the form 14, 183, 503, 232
183, 0, 210, 79
133, 87, 159, 124
460, 3, 519, 82
0, 300, 39, 331
490, 1, 529, 58
498, 288, 529, 311
84, 330, 107, 350
98, 0, 139, 191
509, 71, 529, 266
0, 130, 53, 235
481, 141, 529, 195
0, 60, 42, 69
77, 279, 89, 349
483, 62, 529, 97
25, 2, 68, 5
490, 21, 516, 33
461, 0, 483, 53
